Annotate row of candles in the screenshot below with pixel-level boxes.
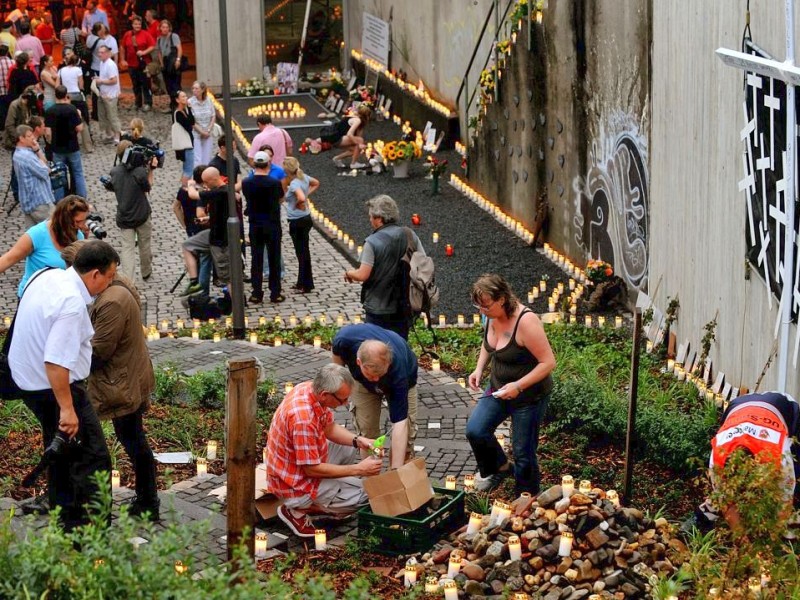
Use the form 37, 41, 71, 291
665, 358, 731, 408
208, 92, 252, 156
350, 50, 454, 117
450, 175, 536, 245
112, 441, 221, 489
246, 101, 307, 120
542, 243, 591, 284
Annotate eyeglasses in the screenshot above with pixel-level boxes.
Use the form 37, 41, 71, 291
328, 391, 349, 405
472, 298, 499, 312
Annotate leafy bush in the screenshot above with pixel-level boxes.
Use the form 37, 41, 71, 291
185, 367, 227, 410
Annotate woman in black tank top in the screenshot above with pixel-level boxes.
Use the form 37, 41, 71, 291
465, 274, 557, 495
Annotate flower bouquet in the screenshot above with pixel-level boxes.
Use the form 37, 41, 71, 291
235, 77, 270, 97
425, 156, 448, 194
381, 140, 422, 178
586, 259, 614, 284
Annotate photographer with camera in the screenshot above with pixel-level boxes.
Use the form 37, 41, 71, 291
108, 139, 155, 281
45, 85, 87, 200
9, 240, 118, 531
12, 123, 56, 226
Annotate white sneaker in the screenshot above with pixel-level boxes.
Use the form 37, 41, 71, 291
333, 158, 346, 168
475, 464, 514, 492
350, 161, 367, 169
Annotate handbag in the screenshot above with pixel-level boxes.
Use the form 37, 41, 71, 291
0, 267, 53, 400
171, 113, 193, 151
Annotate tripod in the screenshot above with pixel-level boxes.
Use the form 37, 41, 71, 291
2, 177, 18, 214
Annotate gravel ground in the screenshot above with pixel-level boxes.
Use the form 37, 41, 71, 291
271, 118, 572, 319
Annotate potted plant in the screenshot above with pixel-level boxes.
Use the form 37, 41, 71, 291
424, 156, 448, 195
381, 139, 422, 178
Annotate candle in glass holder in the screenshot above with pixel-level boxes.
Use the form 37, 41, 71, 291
514, 594, 530, 600
579, 480, 592, 494
539, 280, 546, 292
562, 475, 575, 498
676, 366, 686, 381
457, 377, 466, 388
532, 287, 539, 299
464, 474, 475, 490
548, 300, 556, 313
569, 315, 577, 324
196, 457, 208, 478
508, 535, 522, 561
259, 316, 267, 326
213, 333, 221, 343
207, 440, 218, 460
445, 244, 454, 257
443, 579, 458, 600
111, 469, 120, 489
336, 315, 344, 327
193, 318, 201, 329
646, 340, 653, 353
447, 556, 462, 578
473, 314, 481, 325
176, 318, 184, 330
597, 316, 606, 327
466, 511, 482, 534
457, 314, 465, 326
431, 358, 441, 371
313, 336, 322, 348
411, 213, 421, 226
438, 314, 446, 326
404, 558, 418, 587
432, 232, 439, 243
161, 319, 169, 332
274, 337, 282, 347
255, 532, 268, 557
496, 501, 512, 526
584, 315, 593, 327
225, 316, 233, 328
667, 358, 675, 372
284, 382, 294, 394
250, 332, 258, 344
615, 315, 623, 328
425, 577, 439, 593
354, 314, 362, 324
569, 279, 576, 290
174, 560, 188, 575
558, 530, 574, 557
606, 489, 620, 507
314, 529, 327, 551
262, 446, 267, 464
191, 330, 199, 340
445, 475, 456, 490
2, 316, 10, 327
528, 292, 535, 304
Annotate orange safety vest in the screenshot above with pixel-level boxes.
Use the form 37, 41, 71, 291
711, 401, 788, 468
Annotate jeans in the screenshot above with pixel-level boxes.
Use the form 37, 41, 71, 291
112, 406, 158, 506
198, 252, 212, 294
129, 66, 152, 108
53, 151, 87, 200
22, 382, 112, 531
249, 221, 282, 300
465, 391, 550, 495
288, 215, 313, 290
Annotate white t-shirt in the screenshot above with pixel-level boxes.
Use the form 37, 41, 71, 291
59, 66, 83, 94
88, 34, 117, 72
98, 57, 120, 98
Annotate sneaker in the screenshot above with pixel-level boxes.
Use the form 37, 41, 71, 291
278, 505, 315, 537
142, 105, 152, 112
475, 463, 514, 492
332, 158, 346, 168
179, 281, 203, 297
350, 161, 367, 169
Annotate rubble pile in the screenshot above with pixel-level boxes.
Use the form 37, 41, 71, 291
411, 483, 687, 599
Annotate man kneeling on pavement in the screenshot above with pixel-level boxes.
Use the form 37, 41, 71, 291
266, 364, 383, 538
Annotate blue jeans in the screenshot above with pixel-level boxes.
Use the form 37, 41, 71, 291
198, 252, 212, 294
465, 390, 550, 494
53, 151, 87, 200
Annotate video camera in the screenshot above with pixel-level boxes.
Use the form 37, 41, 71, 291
121, 141, 166, 169
21, 431, 82, 488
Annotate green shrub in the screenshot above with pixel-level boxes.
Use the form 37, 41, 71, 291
185, 367, 227, 410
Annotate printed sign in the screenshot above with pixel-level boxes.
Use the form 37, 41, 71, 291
362, 13, 390, 67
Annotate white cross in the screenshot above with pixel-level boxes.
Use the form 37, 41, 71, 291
756, 133, 772, 223
747, 72, 764, 148
763, 78, 782, 168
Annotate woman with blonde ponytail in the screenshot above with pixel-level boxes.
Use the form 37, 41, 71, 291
283, 156, 319, 293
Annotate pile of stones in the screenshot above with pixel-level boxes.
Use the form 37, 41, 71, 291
410, 483, 688, 599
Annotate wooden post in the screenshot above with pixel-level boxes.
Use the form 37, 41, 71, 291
226, 357, 258, 563
622, 308, 642, 504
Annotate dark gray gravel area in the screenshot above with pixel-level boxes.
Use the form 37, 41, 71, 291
247, 118, 571, 318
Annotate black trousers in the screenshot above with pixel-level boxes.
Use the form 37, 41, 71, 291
289, 215, 314, 291
365, 311, 411, 340
23, 382, 111, 531
250, 221, 282, 300
129, 66, 153, 108
112, 406, 158, 506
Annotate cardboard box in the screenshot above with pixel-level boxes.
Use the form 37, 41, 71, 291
362, 457, 434, 517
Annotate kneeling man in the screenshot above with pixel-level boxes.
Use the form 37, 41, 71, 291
267, 363, 382, 538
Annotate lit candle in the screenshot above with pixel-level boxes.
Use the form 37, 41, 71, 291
213, 333, 221, 343
284, 382, 294, 394
597, 316, 606, 327
111, 469, 120, 489
548, 301, 556, 313
445, 476, 456, 490
274, 337, 282, 347
404, 559, 418, 587
569, 315, 577, 324
473, 314, 481, 325
584, 315, 593, 327
615, 315, 623, 328
255, 532, 268, 557
443, 579, 458, 600
496, 501, 512, 526
558, 530, 574, 557
319, 314, 327, 325
606, 489, 620, 507
425, 577, 439, 593
532, 287, 539, 298
313, 336, 322, 348
259, 316, 267, 326
676, 366, 686, 381
457, 314, 465, 326
514, 594, 530, 600
539, 280, 546, 292
646, 340, 653, 353
447, 556, 462, 578
569, 279, 576, 290
557, 282, 564, 293
569, 304, 577, 315
262, 446, 267, 464
508, 534, 522, 561
579, 480, 592, 494
191, 330, 199, 340
431, 358, 441, 371
196, 457, 208, 478
445, 244, 454, 257
667, 358, 675, 372
562, 475, 575, 498
466, 511, 482, 534
174, 560, 188, 575
225, 317, 233, 328
432, 232, 439, 243
193, 319, 200, 329
303, 315, 313, 326
457, 377, 466, 388
2, 316, 10, 327
161, 319, 169, 332
528, 292, 535, 303
348, 240, 355, 250
207, 440, 218, 460
354, 314, 362, 324
411, 213, 421, 226
336, 315, 344, 327
314, 529, 327, 551
176, 318, 184, 330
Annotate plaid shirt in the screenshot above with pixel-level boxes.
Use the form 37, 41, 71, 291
13, 147, 54, 214
266, 381, 333, 499
0, 56, 12, 96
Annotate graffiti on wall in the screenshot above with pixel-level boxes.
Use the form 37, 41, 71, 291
572, 111, 649, 291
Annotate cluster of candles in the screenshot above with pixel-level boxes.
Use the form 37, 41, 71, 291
665, 359, 728, 407
450, 175, 535, 244
246, 101, 307, 120
542, 244, 590, 283
208, 92, 251, 155
454, 141, 467, 158
350, 50, 454, 117
311, 205, 361, 253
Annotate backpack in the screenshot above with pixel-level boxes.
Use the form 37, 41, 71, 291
73, 30, 92, 63
401, 227, 439, 319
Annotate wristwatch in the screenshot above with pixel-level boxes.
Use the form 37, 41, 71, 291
352, 435, 360, 448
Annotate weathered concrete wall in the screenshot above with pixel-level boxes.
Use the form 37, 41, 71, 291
194, 0, 264, 89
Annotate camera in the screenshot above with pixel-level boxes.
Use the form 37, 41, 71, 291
86, 212, 107, 239
46, 430, 79, 457
99, 175, 114, 191
122, 141, 166, 169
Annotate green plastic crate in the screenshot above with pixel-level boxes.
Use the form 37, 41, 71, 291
357, 487, 466, 555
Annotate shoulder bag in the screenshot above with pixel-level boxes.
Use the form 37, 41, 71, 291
171, 111, 193, 151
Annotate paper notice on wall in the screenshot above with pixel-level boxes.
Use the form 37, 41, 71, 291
362, 13, 390, 67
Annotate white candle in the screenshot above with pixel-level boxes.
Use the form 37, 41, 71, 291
667, 358, 675, 372
314, 529, 327, 551
336, 315, 344, 327
176, 318, 184, 330
255, 532, 268, 557
445, 476, 456, 490
432, 359, 441, 371
569, 279, 576, 290
289, 315, 298, 327
514, 594, 531, 600
528, 292, 535, 303
196, 457, 208, 478
558, 531, 574, 557
161, 319, 169, 332
425, 577, 439, 593
111, 469, 120, 489
457, 378, 466, 388
284, 382, 294, 394
562, 475, 575, 498
579, 480, 592, 494
466, 511, 482, 534
274, 337, 282, 347
615, 316, 623, 328
432, 232, 439, 243
457, 314, 465, 326
548, 301, 556, 313
606, 489, 620, 507
174, 560, 188, 575
496, 502, 512, 526
438, 314, 446, 326
676, 367, 686, 381
191, 330, 199, 340
597, 316, 606, 327
259, 316, 267, 326
447, 556, 462, 578
473, 314, 481, 325
464, 474, 475, 490
646, 340, 653, 353
584, 315, 593, 328
539, 280, 546, 292
213, 333, 221, 343
207, 440, 218, 460
569, 315, 577, 324
262, 446, 267, 465
532, 287, 539, 299
319, 314, 327, 325
354, 314, 362, 324
508, 534, 522, 561
313, 336, 322, 348
443, 579, 458, 600
404, 560, 418, 587
250, 332, 258, 344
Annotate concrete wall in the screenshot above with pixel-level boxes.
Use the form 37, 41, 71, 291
651, 3, 800, 394
194, 0, 264, 89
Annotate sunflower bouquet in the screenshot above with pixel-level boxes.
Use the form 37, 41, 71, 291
381, 140, 422, 164
586, 259, 614, 283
